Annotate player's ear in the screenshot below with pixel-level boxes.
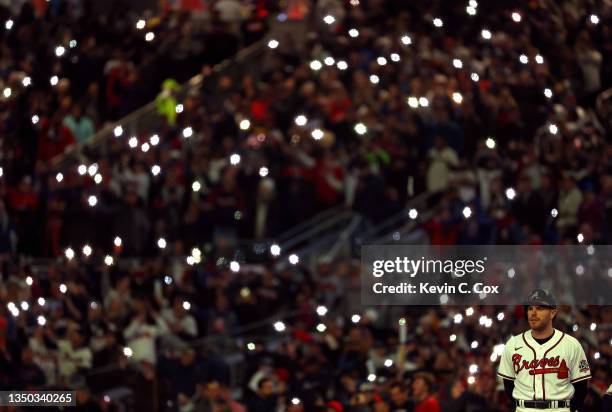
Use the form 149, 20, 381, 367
551, 308, 557, 320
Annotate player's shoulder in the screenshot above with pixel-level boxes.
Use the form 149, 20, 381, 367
557, 330, 581, 346
504, 331, 524, 345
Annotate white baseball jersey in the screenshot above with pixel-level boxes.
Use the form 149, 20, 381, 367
497, 329, 591, 411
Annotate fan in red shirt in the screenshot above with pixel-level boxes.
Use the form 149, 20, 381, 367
413, 372, 441, 412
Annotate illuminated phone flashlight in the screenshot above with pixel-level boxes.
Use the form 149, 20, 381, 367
128, 136, 138, 148
433, 18, 443, 27
87, 195, 98, 207
229, 261, 240, 272
324, 57, 335, 66
407, 96, 419, 108
449, 334, 457, 342
270, 244, 281, 256
104, 255, 114, 266
367, 374, 376, 382
22, 76, 31, 87
65, 247, 75, 260
465, 307, 474, 316
544, 88, 553, 98
136, 19, 145, 30
32, 114, 40, 124
519, 54, 528, 64
337, 60, 348, 70
151, 165, 161, 176
59, 283, 67, 294
123, 347, 133, 357
310, 60, 322, 71
462, 206, 472, 218
323, 15, 335, 25
288, 254, 299, 265
311, 129, 324, 140
400, 35, 411, 45
82, 244, 92, 256
157, 237, 167, 249
38, 297, 46, 306
497, 312, 505, 321
175, 104, 183, 113
316, 305, 328, 316
349, 28, 359, 38
267, 39, 279, 49
239, 119, 251, 130
230, 153, 241, 165
469, 364, 478, 374
454, 313, 463, 324
590, 14, 599, 25
351, 314, 361, 323
294, 115, 307, 126
481, 29, 491, 40
505, 188, 516, 200
384, 359, 393, 367
408, 208, 418, 219
37, 315, 46, 326
292, 398, 301, 405
511, 12, 521, 22
316, 323, 326, 332
55, 46, 65, 57
113, 125, 123, 137
466, 6, 476, 16
369, 75, 379, 84
377, 56, 387, 66
390, 53, 400, 62
419, 97, 429, 107
182, 301, 191, 310
471, 340, 479, 349
274, 321, 286, 332
182, 127, 193, 138
452, 59, 463, 69
452, 92, 463, 104
467, 376, 476, 385
354, 123, 367, 135
145, 32, 154, 41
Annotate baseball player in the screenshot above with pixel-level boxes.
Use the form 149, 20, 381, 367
497, 289, 590, 411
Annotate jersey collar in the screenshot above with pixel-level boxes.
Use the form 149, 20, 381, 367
524, 328, 561, 350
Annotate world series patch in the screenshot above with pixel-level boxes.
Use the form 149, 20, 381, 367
579, 360, 589, 373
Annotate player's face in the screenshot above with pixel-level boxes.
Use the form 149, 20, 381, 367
527, 305, 556, 331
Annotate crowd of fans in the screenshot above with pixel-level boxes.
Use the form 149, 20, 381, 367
0, 0, 611, 411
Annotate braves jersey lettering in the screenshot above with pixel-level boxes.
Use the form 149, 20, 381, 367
497, 329, 591, 411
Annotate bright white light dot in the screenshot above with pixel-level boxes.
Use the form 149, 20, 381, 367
270, 244, 281, 256
311, 128, 324, 140
384, 359, 393, 367
316, 305, 328, 316
471, 340, 479, 349
576, 264, 584, 275
289, 254, 299, 265
450, 334, 457, 342
55, 172, 63, 182
549, 124, 558, 135
590, 14, 599, 25
505, 188, 516, 200
37, 315, 46, 326
94, 174, 102, 184
164, 276, 172, 285
409, 208, 418, 219
182, 127, 193, 138
587, 245, 595, 255
310, 60, 322, 71
469, 364, 478, 374
136, 19, 145, 29
407, 97, 419, 108
544, 88, 553, 98
291, 398, 301, 405
182, 301, 191, 310
466, 307, 474, 316
267, 39, 279, 49
274, 321, 286, 332
50, 75, 59, 86
454, 313, 463, 324
485, 137, 496, 149
38, 297, 46, 307
433, 18, 443, 27
128, 137, 138, 148
481, 29, 492, 40
55, 46, 66, 57
367, 374, 376, 382
259, 167, 269, 177
467, 376, 476, 385
594, 352, 600, 359
419, 97, 429, 107
519, 54, 529, 64
590, 322, 596, 331
337, 60, 348, 70
401, 35, 412, 45
145, 32, 155, 41
82, 244, 92, 256
157, 238, 167, 249
230, 261, 240, 272
59, 283, 67, 294
462, 206, 472, 218
453, 59, 463, 69
535, 55, 544, 64
113, 125, 123, 137
3, 87, 11, 98
507, 268, 516, 278
324, 57, 335, 66
369, 74, 379, 84
390, 53, 400, 62
512, 12, 522, 22
466, 6, 476, 16
114, 236, 122, 247
149, 135, 160, 147
497, 312, 505, 321
31, 115, 40, 124
551, 208, 558, 218
349, 28, 359, 38
175, 104, 183, 113
21, 301, 29, 311
123, 347, 133, 357
577, 233, 584, 243
88, 195, 98, 207
573, 324, 579, 332
246, 342, 256, 352
295, 115, 308, 126
87, 164, 98, 176
351, 314, 361, 323
354, 123, 367, 135
323, 15, 336, 25
377, 56, 387, 66
187, 256, 195, 266
25, 276, 33, 286
22, 76, 31, 87
469, 0, 478, 8
239, 119, 251, 130
104, 255, 114, 266
5, 19, 14, 30
316, 323, 327, 332
452, 92, 463, 104
191, 248, 201, 258
230, 153, 241, 165
69, 39, 77, 48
